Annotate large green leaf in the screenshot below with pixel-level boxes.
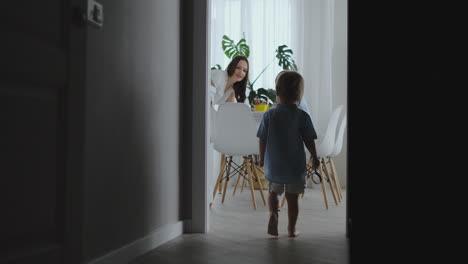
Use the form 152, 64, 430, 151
250, 45, 297, 92
249, 59, 274, 90
221, 35, 250, 59
210, 64, 222, 70
276, 45, 297, 70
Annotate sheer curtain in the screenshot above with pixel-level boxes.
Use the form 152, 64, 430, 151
210, 0, 335, 135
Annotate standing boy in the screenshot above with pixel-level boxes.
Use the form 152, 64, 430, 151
257, 71, 320, 237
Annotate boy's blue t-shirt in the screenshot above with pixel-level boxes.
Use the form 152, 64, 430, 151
256, 104, 317, 184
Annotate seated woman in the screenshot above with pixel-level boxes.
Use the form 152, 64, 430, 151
210, 55, 249, 105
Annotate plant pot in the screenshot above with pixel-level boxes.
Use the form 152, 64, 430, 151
254, 104, 268, 112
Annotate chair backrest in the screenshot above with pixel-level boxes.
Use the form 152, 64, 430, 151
208, 85, 216, 143
213, 103, 259, 156
209, 103, 216, 144
316, 105, 343, 158
330, 114, 347, 157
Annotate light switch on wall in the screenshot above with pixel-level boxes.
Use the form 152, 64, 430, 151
87, 0, 103, 28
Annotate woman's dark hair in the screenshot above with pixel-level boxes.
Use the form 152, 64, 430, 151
226, 55, 249, 103
275, 70, 304, 104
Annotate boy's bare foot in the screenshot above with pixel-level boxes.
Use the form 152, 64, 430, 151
288, 230, 301, 237
288, 225, 300, 237
268, 213, 278, 236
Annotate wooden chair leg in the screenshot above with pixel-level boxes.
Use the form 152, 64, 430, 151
218, 153, 225, 193
322, 159, 338, 206
250, 157, 266, 206
246, 158, 257, 210
212, 154, 227, 201
240, 165, 247, 193
319, 159, 329, 209
232, 171, 242, 196
335, 175, 343, 200
327, 158, 341, 202
330, 158, 343, 200
221, 157, 232, 204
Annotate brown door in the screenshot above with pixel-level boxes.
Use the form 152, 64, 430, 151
0, 1, 86, 263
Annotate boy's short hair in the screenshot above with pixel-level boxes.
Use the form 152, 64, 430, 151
275, 70, 304, 104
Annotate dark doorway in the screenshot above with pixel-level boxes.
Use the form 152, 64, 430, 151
0, 1, 86, 263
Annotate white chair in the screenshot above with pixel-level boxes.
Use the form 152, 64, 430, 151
314, 105, 343, 209
211, 103, 266, 209
327, 113, 347, 202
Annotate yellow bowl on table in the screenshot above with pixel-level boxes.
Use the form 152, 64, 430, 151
254, 104, 268, 112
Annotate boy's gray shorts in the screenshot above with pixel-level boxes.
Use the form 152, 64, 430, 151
268, 181, 305, 195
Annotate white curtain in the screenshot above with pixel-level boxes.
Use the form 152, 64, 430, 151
210, 0, 335, 136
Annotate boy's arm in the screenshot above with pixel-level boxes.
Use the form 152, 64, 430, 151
304, 140, 320, 170
258, 138, 266, 167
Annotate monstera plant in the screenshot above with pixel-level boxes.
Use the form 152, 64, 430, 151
212, 34, 297, 107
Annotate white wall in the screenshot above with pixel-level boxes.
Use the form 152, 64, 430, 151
332, 0, 348, 187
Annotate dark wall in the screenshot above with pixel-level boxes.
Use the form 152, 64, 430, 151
0, 0, 71, 263
180, 0, 194, 225
82, 0, 182, 261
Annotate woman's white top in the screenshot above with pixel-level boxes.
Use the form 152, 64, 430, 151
210, 69, 234, 105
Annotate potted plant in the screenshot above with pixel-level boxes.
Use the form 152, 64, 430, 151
212, 34, 298, 108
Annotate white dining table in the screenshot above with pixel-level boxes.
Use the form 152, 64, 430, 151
251, 110, 265, 125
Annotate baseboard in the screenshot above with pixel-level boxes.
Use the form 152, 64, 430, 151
183, 219, 192, 233
86, 220, 185, 264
